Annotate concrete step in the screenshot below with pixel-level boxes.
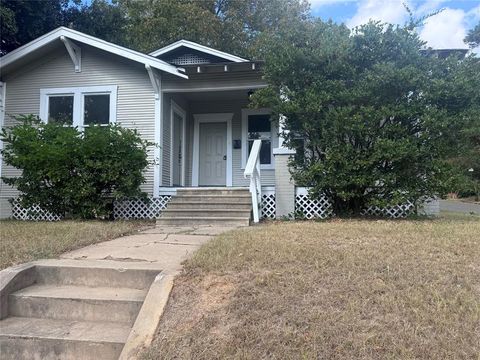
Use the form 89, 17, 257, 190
167, 201, 252, 210
171, 194, 252, 203
161, 208, 251, 218
176, 188, 249, 196
0, 316, 130, 360
9, 284, 146, 326
35, 263, 159, 289
156, 216, 250, 226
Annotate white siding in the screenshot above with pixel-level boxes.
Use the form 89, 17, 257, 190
0, 44, 157, 217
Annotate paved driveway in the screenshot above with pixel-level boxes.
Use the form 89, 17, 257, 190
439, 200, 480, 215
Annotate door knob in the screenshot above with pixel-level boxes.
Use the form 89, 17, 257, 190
223, 155, 227, 160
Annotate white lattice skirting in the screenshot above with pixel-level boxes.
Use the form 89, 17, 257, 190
295, 187, 417, 219
11, 197, 172, 221
261, 192, 276, 219
295, 188, 333, 219
362, 201, 415, 218
11, 200, 63, 221
113, 196, 171, 220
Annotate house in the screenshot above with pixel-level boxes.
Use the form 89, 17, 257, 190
0, 27, 300, 223
0, 27, 439, 222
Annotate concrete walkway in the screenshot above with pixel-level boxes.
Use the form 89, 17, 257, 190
61, 225, 239, 273
439, 200, 480, 215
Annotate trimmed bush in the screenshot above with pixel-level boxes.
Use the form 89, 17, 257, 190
1, 115, 152, 219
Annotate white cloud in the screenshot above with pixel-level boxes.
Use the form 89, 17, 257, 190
308, 0, 354, 8
346, 0, 410, 28
419, 8, 470, 49
343, 0, 478, 51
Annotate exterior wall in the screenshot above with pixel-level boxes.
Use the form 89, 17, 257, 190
274, 153, 295, 218
0, 44, 157, 218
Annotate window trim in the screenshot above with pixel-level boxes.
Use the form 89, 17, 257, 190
241, 108, 275, 170
40, 85, 117, 127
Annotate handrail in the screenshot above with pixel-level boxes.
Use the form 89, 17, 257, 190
244, 139, 262, 223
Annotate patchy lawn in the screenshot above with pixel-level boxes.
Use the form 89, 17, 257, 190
144, 215, 480, 360
0, 220, 153, 269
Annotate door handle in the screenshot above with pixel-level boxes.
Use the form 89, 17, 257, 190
223, 155, 227, 160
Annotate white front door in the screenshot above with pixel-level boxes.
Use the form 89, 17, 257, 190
199, 122, 227, 186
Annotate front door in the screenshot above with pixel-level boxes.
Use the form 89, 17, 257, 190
199, 122, 227, 186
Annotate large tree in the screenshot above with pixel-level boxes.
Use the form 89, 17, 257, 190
465, 22, 480, 48
0, 0, 79, 55
118, 0, 310, 56
253, 19, 480, 215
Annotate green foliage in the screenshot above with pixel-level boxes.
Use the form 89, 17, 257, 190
0, 0, 80, 55
252, 20, 480, 215
1, 115, 152, 219
465, 22, 480, 48
65, 0, 126, 47
2, 0, 310, 59
118, 0, 310, 57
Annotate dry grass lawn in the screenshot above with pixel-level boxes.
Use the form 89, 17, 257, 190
144, 214, 480, 360
0, 220, 152, 269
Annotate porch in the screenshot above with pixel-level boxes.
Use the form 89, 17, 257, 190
158, 89, 278, 190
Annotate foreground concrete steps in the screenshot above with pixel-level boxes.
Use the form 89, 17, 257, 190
0, 317, 130, 360
157, 187, 252, 226
35, 263, 159, 289
9, 284, 145, 325
0, 260, 163, 360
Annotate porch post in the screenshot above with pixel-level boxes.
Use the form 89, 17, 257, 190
273, 116, 296, 218
146, 65, 162, 197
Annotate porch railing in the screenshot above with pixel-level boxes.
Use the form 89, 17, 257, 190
244, 139, 262, 223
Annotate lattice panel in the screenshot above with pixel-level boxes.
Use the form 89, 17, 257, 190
113, 196, 171, 220
11, 200, 63, 221
362, 201, 415, 219
169, 53, 210, 65
295, 194, 333, 219
261, 193, 276, 219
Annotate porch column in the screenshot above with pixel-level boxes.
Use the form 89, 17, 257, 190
146, 65, 162, 197
273, 116, 296, 218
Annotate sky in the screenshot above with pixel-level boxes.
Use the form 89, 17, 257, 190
309, 0, 480, 52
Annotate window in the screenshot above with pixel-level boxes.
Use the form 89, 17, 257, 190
248, 114, 272, 165
83, 94, 110, 125
48, 95, 74, 125
242, 109, 275, 169
40, 86, 117, 128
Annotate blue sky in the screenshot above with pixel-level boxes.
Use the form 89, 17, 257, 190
309, 0, 480, 51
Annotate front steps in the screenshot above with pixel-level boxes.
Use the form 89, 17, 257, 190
157, 188, 252, 226
0, 261, 161, 360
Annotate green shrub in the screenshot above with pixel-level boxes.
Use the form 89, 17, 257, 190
1, 115, 152, 219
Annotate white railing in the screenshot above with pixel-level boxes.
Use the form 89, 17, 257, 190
244, 139, 262, 223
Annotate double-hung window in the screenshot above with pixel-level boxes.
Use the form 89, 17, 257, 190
40, 86, 117, 127
242, 109, 276, 169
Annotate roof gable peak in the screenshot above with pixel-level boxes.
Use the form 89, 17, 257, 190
149, 39, 248, 64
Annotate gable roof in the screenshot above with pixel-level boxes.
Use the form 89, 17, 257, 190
149, 39, 248, 63
0, 27, 188, 78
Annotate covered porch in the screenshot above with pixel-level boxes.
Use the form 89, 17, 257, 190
159, 89, 278, 190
